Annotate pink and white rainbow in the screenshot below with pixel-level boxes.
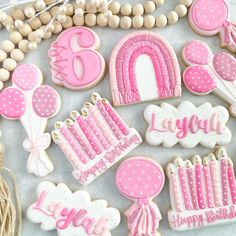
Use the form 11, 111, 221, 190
109, 31, 182, 106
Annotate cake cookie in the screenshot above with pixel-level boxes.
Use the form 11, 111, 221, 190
189, 0, 236, 52
182, 40, 236, 117
0, 64, 61, 177
27, 181, 121, 236
52, 93, 142, 186
109, 31, 181, 106
166, 147, 236, 230
116, 157, 165, 236
49, 27, 105, 90
144, 101, 231, 148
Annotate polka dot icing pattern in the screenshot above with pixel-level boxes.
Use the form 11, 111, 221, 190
166, 147, 236, 231
189, 0, 236, 52
0, 64, 61, 177
51, 93, 142, 186
116, 157, 165, 236
48, 27, 105, 90
182, 40, 236, 117
109, 31, 181, 106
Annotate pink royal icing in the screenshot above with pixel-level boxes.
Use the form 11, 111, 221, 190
48, 27, 105, 90
109, 31, 181, 106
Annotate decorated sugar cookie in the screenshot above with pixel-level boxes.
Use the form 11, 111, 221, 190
189, 0, 236, 52
166, 147, 236, 230
0, 64, 61, 177
116, 157, 165, 236
109, 31, 181, 106
144, 101, 231, 148
52, 93, 142, 186
182, 40, 236, 117
27, 181, 121, 236
48, 27, 105, 90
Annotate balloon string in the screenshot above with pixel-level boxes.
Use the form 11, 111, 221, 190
0, 143, 22, 236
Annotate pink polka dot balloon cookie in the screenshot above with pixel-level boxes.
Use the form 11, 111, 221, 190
116, 157, 165, 236
189, 0, 236, 52
0, 64, 61, 177
182, 40, 236, 117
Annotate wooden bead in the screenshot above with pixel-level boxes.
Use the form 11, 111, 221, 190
156, 14, 167, 28
120, 3, 132, 16
120, 16, 131, 29
10, 49, 25, 62
39, 11, 52, 25
0, 81, 3, 90
43, 31, 52, 39
0, 68, 10, 82
0, 49, 7, 62
153, 0, 164, 6
86, 2, 97, 11
180, 0, 192, 7
132, 15, 143, 28
9, 31, 23, 44
35, 0, 46, 11
175, 4, 188, 17
62, 16, 73, 28
3, 58, 17, 72
24, 6, 36, 18
97, 14, 108, 27
29, 17, 42, 30
28, 42, 38, 50
85, 13, 97, 27
98, 2, 108, 13
19, 40, 30, 53
144, 1, 156, 14
109, 1, 120, 14
11, 9, 25, 21
108, 15, 120, 28
73, 15, 84, 26
167, 11, 179, 25
19, 24, 32, 37
52, 21, 63, 34
2, 15, 13, 27
132, 4, 144, 16
66, 4, 74, 16
28, 31, 41, 43
50, 6, 59, 17
144, 15, 155, 28
1, 40, 15, 53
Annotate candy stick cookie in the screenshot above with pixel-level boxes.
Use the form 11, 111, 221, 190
116, 157, 165, 236
0, 64, 61, 177
27, 181, 121, 236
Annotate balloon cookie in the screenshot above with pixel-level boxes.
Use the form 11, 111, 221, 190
116, 157, 165, 236
144, 101, 231, 148
52, 93, 142, 186
0, 64, 61, 177
189, 0, 236, 52
27, 181, 121, 236
182, 40, 236, 117
109, 31, 181, 106
48, 26, 105, 90
167, 147, 236, 230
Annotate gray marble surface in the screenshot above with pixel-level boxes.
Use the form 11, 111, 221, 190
0, 0, 236, 235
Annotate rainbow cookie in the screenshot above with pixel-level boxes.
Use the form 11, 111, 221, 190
52, 93, 142, 186
166, 147, 236, 230
189, 0, 236, 52
144, 101, 231, 148
116, 157, 165, 236
0, 64, 61, 177
27, 181, 121, 236
109, 31, 181, 106
49, 27, 105, 90
182, 40, 236, 117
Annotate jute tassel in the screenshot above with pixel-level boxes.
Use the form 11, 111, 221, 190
0, 142, 22, 236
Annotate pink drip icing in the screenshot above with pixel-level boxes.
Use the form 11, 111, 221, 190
77, 116, 102, 155
228, 161, 236, 204
203, 165, 215, 208
97, 101, 123, 140
60, 127, 88, 164
195, 163, 206, 209
221, 158, 229, 206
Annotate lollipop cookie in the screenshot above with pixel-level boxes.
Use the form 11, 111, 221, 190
0, 64, 61, 177
48, 27, 106, 90
27, 181, 121, 236
116, 157, 165, 236
189, 0, 236, 52
182, 40, 236, 116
